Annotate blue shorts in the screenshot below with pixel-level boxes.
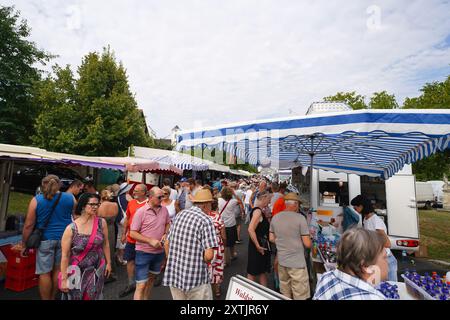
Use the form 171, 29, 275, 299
36, 240, 62, 275
135, 251, 165, 283
123, 242, 136, 261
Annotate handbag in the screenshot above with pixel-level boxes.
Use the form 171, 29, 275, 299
58, 215, 101, 291
26, 192, 62, 249
257, 234, 271, 253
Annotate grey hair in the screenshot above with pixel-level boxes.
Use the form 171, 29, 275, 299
336, 228, 386, 279
135, 184, 148, 193
149, 186, 161, 197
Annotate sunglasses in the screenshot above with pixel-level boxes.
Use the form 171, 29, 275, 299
157, 196, 164, 200
87, 203, 100, 207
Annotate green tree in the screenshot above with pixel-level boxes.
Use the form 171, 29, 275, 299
403, 75, 450, 109
0, 6, 52, 145
33, 47, 152, 156
402, 75, 450, 179
323, 91, 367, 110
413, 151, 450, 181
369, 91, 399, 109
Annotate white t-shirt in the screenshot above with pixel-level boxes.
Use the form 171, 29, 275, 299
244, 190, 253, 205
363, 214, 392, 256
218, 198, 238, 228
169, 188, 177, 201
163, 200, 177, 220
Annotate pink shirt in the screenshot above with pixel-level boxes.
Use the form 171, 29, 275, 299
130, 203, 170, 254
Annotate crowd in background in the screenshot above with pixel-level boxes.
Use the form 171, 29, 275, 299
13, 172, 396, 300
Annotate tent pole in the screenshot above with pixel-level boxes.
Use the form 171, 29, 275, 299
309, 153, 315, 209
0, 160, 13, 231
0, 161, 7, 231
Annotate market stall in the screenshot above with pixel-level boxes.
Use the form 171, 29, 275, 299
175, 106, 450, 300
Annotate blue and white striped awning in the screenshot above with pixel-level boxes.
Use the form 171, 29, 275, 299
176, 109, 450, 179
147, 155, 209, 172
132, 146, 210, 172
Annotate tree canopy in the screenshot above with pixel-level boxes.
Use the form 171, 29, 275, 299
0, 6, 52, 145
323, 91, 367, 110
32, 47, 152, 156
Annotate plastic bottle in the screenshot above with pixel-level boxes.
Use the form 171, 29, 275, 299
401, 250, 407, 262
312, 242, 318, 258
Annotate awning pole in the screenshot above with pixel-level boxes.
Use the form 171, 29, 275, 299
308, 134, 316, 210
309, 153, 315, 210
0, 160, 13, 231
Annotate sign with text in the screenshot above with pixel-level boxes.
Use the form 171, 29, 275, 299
226, 275, 289, 300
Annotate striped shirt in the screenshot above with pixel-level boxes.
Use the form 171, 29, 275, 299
163, 205, 218, 291
313, 269, 386, 300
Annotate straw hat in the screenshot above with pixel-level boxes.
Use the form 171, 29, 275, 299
284, 192, 302, 203
192, 189, 214, 203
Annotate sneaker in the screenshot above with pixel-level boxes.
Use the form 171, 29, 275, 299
235, 240, 242, 244
118, 284, 135, 298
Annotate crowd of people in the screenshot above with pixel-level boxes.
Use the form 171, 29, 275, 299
12, 173, 398, 300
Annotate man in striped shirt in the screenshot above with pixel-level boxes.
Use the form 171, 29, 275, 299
163, 188, 218, 300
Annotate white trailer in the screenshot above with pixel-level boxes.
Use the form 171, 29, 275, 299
309, 164, 420, 253
415, 181, 436, 209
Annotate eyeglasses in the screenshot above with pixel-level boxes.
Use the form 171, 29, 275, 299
87, 203, 100, 207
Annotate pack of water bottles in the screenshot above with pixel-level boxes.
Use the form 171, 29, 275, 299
402, 270, 449, 300
376, 282, 400, 299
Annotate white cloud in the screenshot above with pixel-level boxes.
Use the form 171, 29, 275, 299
4, 0, 450, 137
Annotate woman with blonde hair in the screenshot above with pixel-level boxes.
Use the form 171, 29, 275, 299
17, 174, 76, 300
98, 189, 119, 283
247, 190, 272, 287
161, 186, 179, 221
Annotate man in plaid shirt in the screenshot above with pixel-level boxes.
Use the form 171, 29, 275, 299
163, 188, 218, 300
313, 228, 388, 300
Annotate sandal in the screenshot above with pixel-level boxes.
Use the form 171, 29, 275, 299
215, 286, 221, 297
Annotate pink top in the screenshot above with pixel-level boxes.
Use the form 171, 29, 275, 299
130, 203, 170, 254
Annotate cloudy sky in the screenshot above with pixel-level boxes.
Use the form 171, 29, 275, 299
4, 0, 450, 138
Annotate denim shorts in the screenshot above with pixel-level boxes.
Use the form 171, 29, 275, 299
36, 240, 62, 275
123, 242, 136, 261
135, 251, 165, 283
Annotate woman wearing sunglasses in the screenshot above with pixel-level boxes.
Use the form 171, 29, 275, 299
59, 193, 111, 300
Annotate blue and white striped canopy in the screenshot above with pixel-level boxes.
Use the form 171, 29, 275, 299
148, 155, 209, 171
176, 109, 450, 179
